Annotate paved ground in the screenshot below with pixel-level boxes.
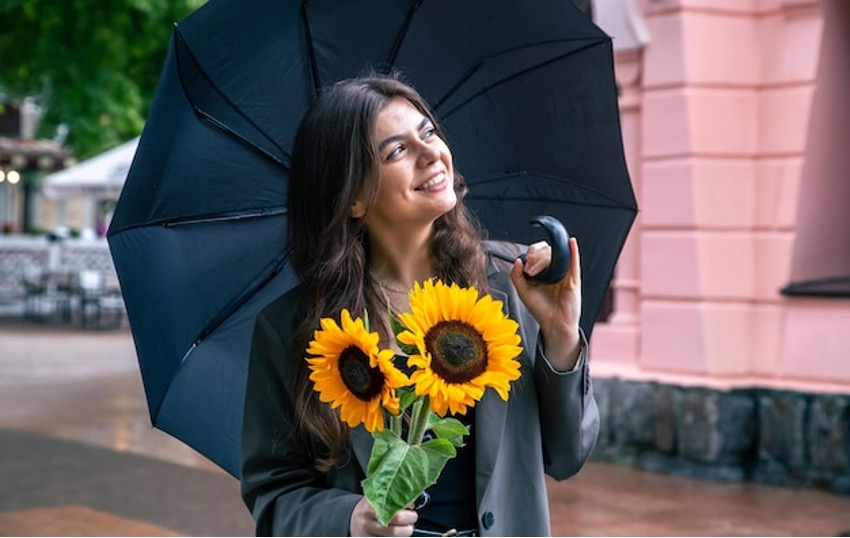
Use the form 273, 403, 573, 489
1, 318, 849, 536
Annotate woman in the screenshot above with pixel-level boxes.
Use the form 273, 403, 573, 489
240, 74, 599, 537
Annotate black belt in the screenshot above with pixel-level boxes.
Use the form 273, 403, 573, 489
412, 528, 477, 537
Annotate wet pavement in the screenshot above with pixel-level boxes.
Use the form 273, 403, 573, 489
1, 319, 849, 536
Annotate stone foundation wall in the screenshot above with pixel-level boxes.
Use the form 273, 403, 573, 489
591, 378, 850, 495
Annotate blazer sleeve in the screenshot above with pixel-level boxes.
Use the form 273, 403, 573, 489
534, 328, 600, 481
240, 302, 362, 537
485, 240, 600, 482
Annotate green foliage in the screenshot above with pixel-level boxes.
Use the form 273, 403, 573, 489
362, 429, 457, 526
426, 414, 468, 448
362, 395, 469, 526
0, 0, 204, 158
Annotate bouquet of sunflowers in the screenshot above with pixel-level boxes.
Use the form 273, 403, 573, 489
306, 279, 523, 525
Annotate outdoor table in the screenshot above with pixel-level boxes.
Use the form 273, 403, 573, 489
74, 270, 125, 330
22, 269, 75, 323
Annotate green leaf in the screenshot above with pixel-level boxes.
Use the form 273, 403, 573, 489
366, 429, 401, 476
427, 416, 469, 448
362, 441, 432, 526
397, 387, 418, 414
398, 341, 420, 357
420, 438, 457, 479
362, 428, 461, 526
389, 309, 407, 336
388, 313, 421, 356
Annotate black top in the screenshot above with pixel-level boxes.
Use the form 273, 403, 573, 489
416, 408, 477, 533
394, 356, 478, 533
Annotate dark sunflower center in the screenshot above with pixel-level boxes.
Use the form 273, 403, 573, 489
338, 346, 384, 401
425, 320, 488, 383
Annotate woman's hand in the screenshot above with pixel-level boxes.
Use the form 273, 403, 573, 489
510, 237, 582, 372
350, 497, 418, 537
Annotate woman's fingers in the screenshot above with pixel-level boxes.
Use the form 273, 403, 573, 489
390, 509, 419, 526
373, 509, 417, 536
567, 236, 581, 287
522, 241, 551, 277
377, 508, 418, 536
351, 499, 417, 537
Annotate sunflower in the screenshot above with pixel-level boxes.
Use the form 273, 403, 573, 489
396, 279, 523, 416
307, 309, 410, 432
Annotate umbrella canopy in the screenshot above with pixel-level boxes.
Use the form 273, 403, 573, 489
43, 137, 139, 199
108, 0, 636, 477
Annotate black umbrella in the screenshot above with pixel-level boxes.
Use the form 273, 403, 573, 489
107, 0, 636, 478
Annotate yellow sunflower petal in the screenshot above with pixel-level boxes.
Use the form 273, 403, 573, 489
400, 279, 523, 417
305, 309, 403, 432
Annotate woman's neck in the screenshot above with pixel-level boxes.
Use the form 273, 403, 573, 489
367, 227, 435, 292
369, 229, 434, 355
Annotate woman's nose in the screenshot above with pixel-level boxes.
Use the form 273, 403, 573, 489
417, 142, 439, 166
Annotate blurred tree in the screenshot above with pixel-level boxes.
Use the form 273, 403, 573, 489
0, 0, 204, 159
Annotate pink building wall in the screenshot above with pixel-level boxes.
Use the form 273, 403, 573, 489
590, 0, 850, 394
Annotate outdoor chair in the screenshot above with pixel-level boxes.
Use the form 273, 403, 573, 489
75, 270, 125, 330
22, 266, 46, 320
21, 266, 73, 323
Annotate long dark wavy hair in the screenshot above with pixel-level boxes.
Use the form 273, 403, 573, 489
287, 74, 488, 470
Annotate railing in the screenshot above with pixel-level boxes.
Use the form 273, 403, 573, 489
0, 235, 124, 328
0, 236, 53, 302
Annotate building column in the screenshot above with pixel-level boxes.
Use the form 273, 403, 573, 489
591, 47, 644, 375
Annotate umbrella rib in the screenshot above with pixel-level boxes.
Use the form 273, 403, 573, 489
173, 28, 289, 168
301, 0, 322, 96
196, 248, 293, 345
155, 248, 293, 423
108, 207, 286, 236
163, 207, 287, 227
467, 195, 636, 213
469, 170, 636, 209
385, 0, 424, 69
193, 107, 289, 170
436, 39, 606, 121
433, 38, 593, 112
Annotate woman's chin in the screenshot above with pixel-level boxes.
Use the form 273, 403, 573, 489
434, 192, 459, 217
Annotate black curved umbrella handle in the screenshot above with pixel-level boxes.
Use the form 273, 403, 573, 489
518, 215, 571, 284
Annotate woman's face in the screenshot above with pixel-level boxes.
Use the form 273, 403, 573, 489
354, 98, 456, 232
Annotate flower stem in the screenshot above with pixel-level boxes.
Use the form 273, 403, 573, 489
407, 396, 431, 446
391, 413, 402, 437
407, 400, 422, 444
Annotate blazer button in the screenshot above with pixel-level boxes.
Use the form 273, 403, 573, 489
481, 511, 495, 529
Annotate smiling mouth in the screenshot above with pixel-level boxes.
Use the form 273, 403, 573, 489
415, 173, 446, 191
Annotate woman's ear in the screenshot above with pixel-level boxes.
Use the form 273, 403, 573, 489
350, 199, 366, 219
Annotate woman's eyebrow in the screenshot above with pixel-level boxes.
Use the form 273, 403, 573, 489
378, 117, 431, 152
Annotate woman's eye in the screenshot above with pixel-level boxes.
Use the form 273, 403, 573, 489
387, 145, 405, 159
423, 127, 435, 139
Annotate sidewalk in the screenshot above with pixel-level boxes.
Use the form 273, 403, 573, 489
1, 319, 849, 536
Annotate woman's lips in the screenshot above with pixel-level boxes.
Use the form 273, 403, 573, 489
415, 172, 447, 191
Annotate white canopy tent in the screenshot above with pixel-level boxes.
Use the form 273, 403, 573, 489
42, 137, 139, 200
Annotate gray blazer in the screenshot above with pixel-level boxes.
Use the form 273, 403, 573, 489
240, 242, 600, 536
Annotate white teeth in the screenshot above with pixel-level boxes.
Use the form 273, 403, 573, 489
417, 174, 444, 191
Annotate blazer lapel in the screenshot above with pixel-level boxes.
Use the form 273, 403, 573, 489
475, 243, 525, 506
474, 385, 509, 507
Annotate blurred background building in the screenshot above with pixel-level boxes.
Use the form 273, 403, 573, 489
590, 0, 850, 493
0, 98, 73, 235
0, 96, 121, 320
